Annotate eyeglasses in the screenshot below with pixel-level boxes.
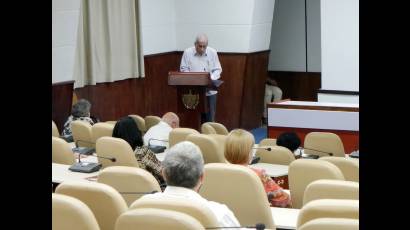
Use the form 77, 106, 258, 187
196, 44, 207, 48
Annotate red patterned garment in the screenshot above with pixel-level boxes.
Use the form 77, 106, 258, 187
250, 167, 292, 208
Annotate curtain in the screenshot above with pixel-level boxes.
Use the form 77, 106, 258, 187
73, 0, 144, 88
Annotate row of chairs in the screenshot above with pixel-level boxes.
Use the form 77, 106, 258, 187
53, 165, 358, 230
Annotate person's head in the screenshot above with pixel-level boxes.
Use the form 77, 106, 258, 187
162, 141, 204, 191
112, 116, 143, 150
194, 33, 208, 55
276, 132, 301, 152
224, 129, 255, 165
71, 99, 91, 118
162, 112, 180, 129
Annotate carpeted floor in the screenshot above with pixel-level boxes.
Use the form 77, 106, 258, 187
249, 125, 267, 144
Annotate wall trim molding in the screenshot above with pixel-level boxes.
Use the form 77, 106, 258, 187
317, 89, 359, 96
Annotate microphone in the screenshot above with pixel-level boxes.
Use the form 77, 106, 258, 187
69, 152, 116, 173
252, 147, 272, 151
148, 138, 168, 153
119, 190, 158, 194
73, 140, 96, 155
299, 147, 333, 157
206, 223, 265, 230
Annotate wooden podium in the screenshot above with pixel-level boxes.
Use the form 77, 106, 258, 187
168, 71, 211, 130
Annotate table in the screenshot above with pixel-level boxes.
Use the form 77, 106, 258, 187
271, 207, 299, 229
52, 163, 98, 191
251, 163, 289, 189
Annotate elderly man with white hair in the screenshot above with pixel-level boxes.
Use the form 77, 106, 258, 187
141, 141, 240, 228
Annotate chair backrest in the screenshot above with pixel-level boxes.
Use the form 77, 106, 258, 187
201, 123, 216, 134
297, 199, 359, 228
201, 122, 229, 135
168, 128, 199, 147
91, 122, 114, 143
52, 120, 59, 137
186, 134, 226, 164
303, 179, 359, 205
105, 121, 117, 125
319, 156, 359, 182
298, 218, 359, 230
256, 145, 295, 165
97, 166, 161, 207
115, 208, 205, 230
129, 195, 219, 228
128, 114, 146, 133
304, 132, 345, 157
259, 138, 277, 146
199, 163, 275, 229
52, 193, 100, 230
55, 181, 128, 230
207, 134, 227, 153
96, 137, 139, 169
71, 120, 94, 148
289, 159, 345, 208
52, 136, 75, 165
144, 115, 162, 131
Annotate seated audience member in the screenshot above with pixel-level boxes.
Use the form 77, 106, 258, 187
224, 129, 291, 208
62, 99, 95, 138
276, 132, 301, 153
112, 116, 164, 186
142, 141, 241, 227
143, 112, 180, 148
263, 75, 282, 124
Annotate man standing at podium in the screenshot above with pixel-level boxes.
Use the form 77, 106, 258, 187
180, 33, 222, 123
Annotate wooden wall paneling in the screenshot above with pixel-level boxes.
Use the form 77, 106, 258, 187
215, 54, 247, 131
240, 51, 270, 129
52, 80, 75, 132
269, 71, 321, 101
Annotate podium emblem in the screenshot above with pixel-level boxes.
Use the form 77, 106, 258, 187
182, 90, 199, 110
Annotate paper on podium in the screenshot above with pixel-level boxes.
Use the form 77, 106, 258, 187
208, 80, 224, 90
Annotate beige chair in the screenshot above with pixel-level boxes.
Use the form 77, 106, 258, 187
186, 133, 226, 164
297, 199, 359, 228
208, 134, 227, 153
129, 195, 219, 228
144, 115, 161, 131
128, 114, 146, 133
304, 132, 345, 157
52, 137, 75, 165
256, 145, 295, 165
96, 137, 139, 169
52, 121, 60, 137
168, 128, 199, 148
259, 138, 277, 146
91, 122, 114, 143
199, 163, 275, 229
71, 120, 94, 148
289, 159, 345, 208
97, 166, 161, 207
55, 181, 128, 230
303, 179, 359, 205
52, 193, 100, 230
298, 218, 359, 230
201, 122, 229, 135
319, 156, 359, 182
105, 121, 117, 125
115, 208, 205, 230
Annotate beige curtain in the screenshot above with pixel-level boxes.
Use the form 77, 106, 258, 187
73, 0, 144, 88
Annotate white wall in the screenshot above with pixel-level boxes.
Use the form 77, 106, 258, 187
268, 0, 306, 71
175, 0, 275, 53
140, 0, 176, 54
318, 94, 359, 104
320, 0, 359, 92
52, 0, 81, 83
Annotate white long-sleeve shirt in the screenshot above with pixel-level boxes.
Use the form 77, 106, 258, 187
180, 46, 222, 96
142, 186, 241, 228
